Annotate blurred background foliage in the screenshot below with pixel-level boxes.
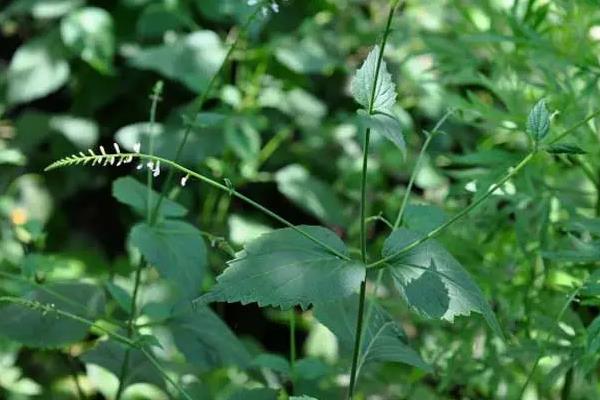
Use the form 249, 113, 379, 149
1, 0, 600, 398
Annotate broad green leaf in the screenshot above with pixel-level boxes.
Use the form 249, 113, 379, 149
350, 45, 396, 112
290, 397, 319, 400
546, 143, 586, 154
0, 283, 105, 348
253, 353, 290, 375
527, 99, 550, 142
586, 315, 600, 355
81, 341, 164, 389
275, 165, 347, 226
357, 110, 405, 155
294, 357, 331, 381
114, 122, 164, 152
228, 214, 272, 245
563, 216, 600, 237
112, 177, 188, 218
0, 149, 26, 166
382, 228, 502, 337
49, 115, 99, 149
167, 306, 251, 370
275, 37, 336, 74
225, 117, 261, 162
104, 282, 132, 313
6, 33, 70, 105
403, 204, 448, 235
128, 31, 226, 93
198, 226, 364, 310
136, 3, 187, 39
129, 220, 207, 299
314, 295, 430, 372
60, 7, 115, 73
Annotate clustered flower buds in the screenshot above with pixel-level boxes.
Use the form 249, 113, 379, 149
247, 0, 283, 16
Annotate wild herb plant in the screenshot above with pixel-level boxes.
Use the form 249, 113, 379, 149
4, 0, 600, 399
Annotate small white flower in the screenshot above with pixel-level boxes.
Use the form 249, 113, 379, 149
137, 163, 143, 170
146, 161, 154, 170
113, 143, 121, 154
99, 146, 107, 156
133, 142, 141, 153
271, 1, 279, 12
180, 175, 189, 187
152, 160, 161, 177
87, 149, 95, 156
117, 156, 124, 166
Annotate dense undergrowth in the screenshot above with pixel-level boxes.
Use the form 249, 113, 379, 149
1, 0, 600, 399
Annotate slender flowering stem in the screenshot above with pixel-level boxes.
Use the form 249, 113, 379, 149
149, 5, 262, 225
348, 2, 399, 398
46, 152, 351, 261
0, 296, 194, 400
115, 82, 164, 400
368, 151, 536, 269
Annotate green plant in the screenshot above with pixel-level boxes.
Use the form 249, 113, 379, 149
4, 0, 600, 399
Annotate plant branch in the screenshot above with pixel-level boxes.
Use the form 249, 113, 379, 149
46, 153, 350, 261
348, 1, 399, 398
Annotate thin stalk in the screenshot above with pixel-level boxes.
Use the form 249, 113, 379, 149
116, 82, 163, 400
348, 2, 398, 398
47, 152, 351, 261
548, 108, 600, 145
0, 296, 194, 400
149, 6, 261, 224
394, 110, 454, 229
368, 151, 536, 269
289, 308, 296, 393
517, 287, 581, 399
66, 356, 86, 400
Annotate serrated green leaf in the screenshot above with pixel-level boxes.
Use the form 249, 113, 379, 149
314, 295, 430, 372
129, 220, 206, 300
0, 283, 104, 348
81, 340, 164, 389
382, 228, 502, 337
198, 226, 364, 310
351, 45, 396, 112
527, 99, 550, 142
403, 204, 448, 235
60, 7, 115, 74
112, 176, 187, 218
275, 165, 347, 226
546, 143, 586, 154
167, 306, 251, 370
357, 110, 405, 154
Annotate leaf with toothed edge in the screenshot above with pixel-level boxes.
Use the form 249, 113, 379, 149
382, 228, 503, 338
351, 45, 397, 112
196, 226, 364, 310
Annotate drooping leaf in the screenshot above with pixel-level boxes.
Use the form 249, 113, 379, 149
350, 45, 396, 112
60, 7, 115, 73
81, 340, 164, 389
129, 220, 207, 299
167, 306, 251, 370
128, 31, 226, 93
0, 283, 105, 348
527, 99, 550, 143
6, 33, 70, 105
314, 295, 430, 372
112, 177, 188, 219
546, 143, 586, 155
197, 226, 364, 310
382, 228, 502, 337
357, 110, 405, 155
275, 165, 347, 226
49, 115, 99, 149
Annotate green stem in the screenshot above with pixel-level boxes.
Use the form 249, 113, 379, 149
0, 296, 193, 400
368, 151, 536, 269
348, 2, 398, 398
116, 82, 163, 400
149, 6, 261, 225
48, 153, 350, 261
548, 108, 600, 145
517, 287, 581, 399
289, 308, 296, 393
